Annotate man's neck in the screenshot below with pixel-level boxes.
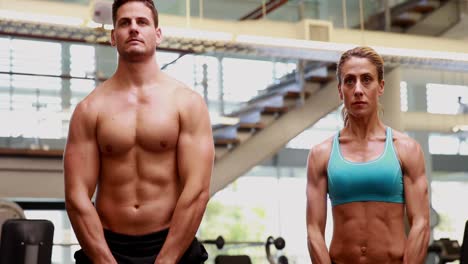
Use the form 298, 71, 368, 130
114, 56, 161, 88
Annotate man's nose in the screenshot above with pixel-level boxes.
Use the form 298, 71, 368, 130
129, 21, 139, 33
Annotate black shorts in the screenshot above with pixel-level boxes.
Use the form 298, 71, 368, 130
74, 228, 208, 264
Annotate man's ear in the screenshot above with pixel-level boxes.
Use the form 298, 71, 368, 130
155, 27, 163, 46
110, 29, 116, 46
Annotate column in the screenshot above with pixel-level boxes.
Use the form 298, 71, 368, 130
381, 67, 403, 130
61, 43, 71, 111
217, 56, 224, 115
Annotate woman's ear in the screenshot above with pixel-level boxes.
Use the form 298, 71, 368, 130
378, 79, 385, 96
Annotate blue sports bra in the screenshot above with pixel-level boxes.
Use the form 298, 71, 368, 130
327, 127, 404, 206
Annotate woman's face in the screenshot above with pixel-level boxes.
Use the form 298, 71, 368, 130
338, 57, 384, 120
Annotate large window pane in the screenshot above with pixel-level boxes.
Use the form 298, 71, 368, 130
161, 53, 195, 87
0, 37, 10, 72
400, 81, 408, 112
432, 180, 468, 244
12, 75, 61, 91
223, 58, 274, 104
199, 167, 333, 264
70, 79, 95, 107
427, 83, 468, 114
429, 133, 460, 155
11, 39, 61, 75
287, 109, 342, 149
70, 44, 95, 78
193, 55, 219, 101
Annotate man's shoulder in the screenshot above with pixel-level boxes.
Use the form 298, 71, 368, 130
168, 80, 204, 108
72, 83, 107, 120
157, 72, 195, 96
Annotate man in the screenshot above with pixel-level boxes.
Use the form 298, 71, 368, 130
64, 0, 214, 263
306, 46, 430, 264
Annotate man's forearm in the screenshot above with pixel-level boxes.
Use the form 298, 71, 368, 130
403, 220, 430, 264
66, 200, 117, 264
155, 189, 209, 264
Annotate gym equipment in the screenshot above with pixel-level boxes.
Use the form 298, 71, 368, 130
427, 238, 460, 264
203, 235, 288, 264
460, 220, 468, 264
265, 236, 287, 264
214, 255, 252, 264
202, 235, 225, 249
0, 219, 54, 264
0, 199, 25, 241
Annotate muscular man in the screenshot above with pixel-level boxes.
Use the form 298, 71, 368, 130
306, 46, 430, 264
64, 0, 214, 263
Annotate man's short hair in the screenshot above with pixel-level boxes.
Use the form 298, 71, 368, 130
112, 0, 159, 27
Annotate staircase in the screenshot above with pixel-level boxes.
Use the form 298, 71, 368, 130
210, 62, 340, 195
365, 0, 460, 36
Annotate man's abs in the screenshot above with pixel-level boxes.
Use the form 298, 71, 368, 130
95, 152, 181, 235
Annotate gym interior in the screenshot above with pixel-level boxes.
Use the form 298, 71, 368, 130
1, 0, 468, 263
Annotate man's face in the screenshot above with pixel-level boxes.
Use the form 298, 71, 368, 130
111, 1, 162, 61
338, 57, 384, 119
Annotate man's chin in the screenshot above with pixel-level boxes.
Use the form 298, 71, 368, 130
119, 49, 154, 61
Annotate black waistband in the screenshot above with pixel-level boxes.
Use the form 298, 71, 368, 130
104, 228, 169, 243
103, 228, 169, 258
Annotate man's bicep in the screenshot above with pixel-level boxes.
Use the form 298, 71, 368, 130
64, 143, 100, 197
177, 97, 214, 187
64, 105, 100, 199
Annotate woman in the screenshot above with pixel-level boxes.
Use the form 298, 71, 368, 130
306, 46, 430, 264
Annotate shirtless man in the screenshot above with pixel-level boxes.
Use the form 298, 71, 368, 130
64, 0, 214, 263
306, 46, 430, 264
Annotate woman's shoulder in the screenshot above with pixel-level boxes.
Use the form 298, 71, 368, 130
389, 127, 422, 154
309, 135, 335, 159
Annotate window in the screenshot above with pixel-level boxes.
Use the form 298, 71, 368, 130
199, 169, 314, 263
161, 52, 195, 88
223, 58, 274, 104
0, 38, 64, 139
0, 37, 10, 72
70, 44, 95, 78
431, 180, 468, 244
11, 39, 61, 75
400, 81, 408, 112
287, 109, 342, 149
193, 55, 219, 101
427, 83, 468, 114
429, 133, 460, 155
